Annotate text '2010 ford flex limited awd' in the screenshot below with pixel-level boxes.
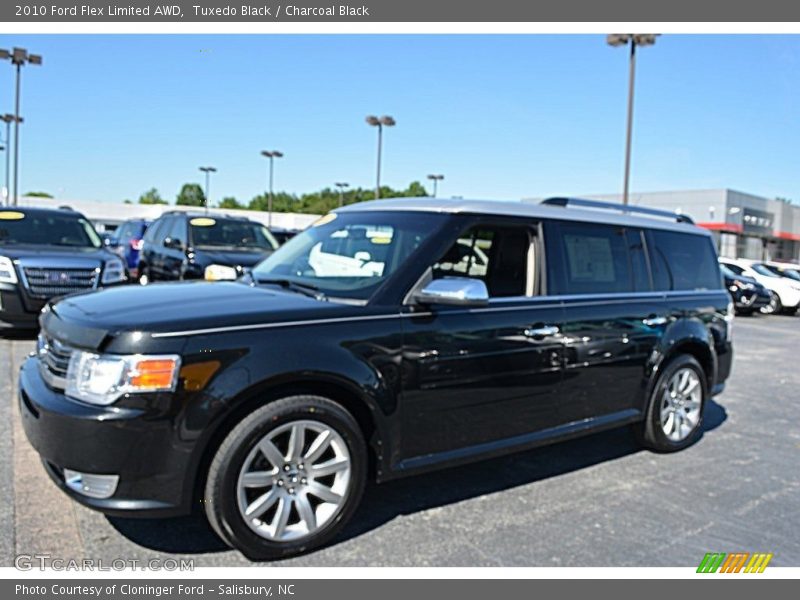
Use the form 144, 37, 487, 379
19, 197, 733, 560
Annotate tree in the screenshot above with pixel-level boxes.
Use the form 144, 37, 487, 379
25, 191, 53, 198
138, 188, 167, 205
218, 196, 244, 209
176, 183, 206, 207
123, 199, 133, 205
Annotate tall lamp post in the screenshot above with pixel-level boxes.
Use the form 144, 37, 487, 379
261, 150, 283, 227
426, 174, 444, 198
334, 182, 350, 207
0, 115, 21, 206
198, 166, 216, 213
1, 47, 42, 206
365, 115, 395, 199
606, 34, 658, 206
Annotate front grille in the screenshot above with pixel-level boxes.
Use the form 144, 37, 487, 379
22, 266, 99, 299
38, 334, 73, 390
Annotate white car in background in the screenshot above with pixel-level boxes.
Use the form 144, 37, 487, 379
720, 258, 800, 315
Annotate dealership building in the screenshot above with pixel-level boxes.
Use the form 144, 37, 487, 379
525, 189, 800, 263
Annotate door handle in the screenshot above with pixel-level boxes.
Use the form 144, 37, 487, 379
524, 325, 560, 338
642, 315, 668, 327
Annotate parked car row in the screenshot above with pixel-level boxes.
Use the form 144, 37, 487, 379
720, 257, 800, 316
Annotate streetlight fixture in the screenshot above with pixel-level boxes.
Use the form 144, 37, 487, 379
426, 174, 444, 198
606, 34, 658, 205
261, 150, 284, 227
1, 47, 42, 206
0, 115, 22, 207
334, 182, 350, 207
198, 166, 217, 213
365, 115, 395, 199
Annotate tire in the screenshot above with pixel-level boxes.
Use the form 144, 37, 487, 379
636, 355, 707, 452
203, 395, 367, 560
783, 306, 798, 316
760, 292, 781, 315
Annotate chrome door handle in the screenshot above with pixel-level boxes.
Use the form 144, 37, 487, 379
643, 316, 668, 327
524, 325, 560, 338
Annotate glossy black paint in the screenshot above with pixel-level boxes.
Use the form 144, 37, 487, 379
721, 267, 770, 314
19, 209, 733, 519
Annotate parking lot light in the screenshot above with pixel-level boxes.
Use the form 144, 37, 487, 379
198, 166, 217, 213
0, 114, 22, 207
606, 34, 658, 205
426, 174, 444, 198
334, 182, 349, 207
261, 150, 284, 227
1, 47, 42, 206
366, 115, 395, 199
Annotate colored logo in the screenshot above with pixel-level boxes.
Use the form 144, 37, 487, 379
697, 552, 773, 573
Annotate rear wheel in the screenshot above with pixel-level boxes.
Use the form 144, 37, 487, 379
203, 395, 366, 560
637, 355, 707, 452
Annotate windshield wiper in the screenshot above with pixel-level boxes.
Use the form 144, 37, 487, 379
254, 277, 326, 300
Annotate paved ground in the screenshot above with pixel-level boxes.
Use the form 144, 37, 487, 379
2, 315, 799, 567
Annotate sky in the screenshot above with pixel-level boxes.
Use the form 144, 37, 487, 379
1, 34, 799, 204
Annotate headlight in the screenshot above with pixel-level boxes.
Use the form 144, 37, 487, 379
0, 255, 18, 284
101, 257, 126, 284
204, 264, 238, 281
65, 351, 181, 406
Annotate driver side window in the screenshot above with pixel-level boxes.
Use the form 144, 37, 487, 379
432, 226, 532, 298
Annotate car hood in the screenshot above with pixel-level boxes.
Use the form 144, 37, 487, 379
195, 247, 274, 268
0, 244, 113, 264
44, 281, 366, 348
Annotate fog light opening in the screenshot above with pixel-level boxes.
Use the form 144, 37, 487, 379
63, 469, 119, 499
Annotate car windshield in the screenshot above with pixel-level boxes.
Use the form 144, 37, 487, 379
769, 265, 800, 281
751, 263, 779, 278
189, 217, 278, 250
252, 211, 447, 301
0, 211, 101, 248
719, 264, 738, 278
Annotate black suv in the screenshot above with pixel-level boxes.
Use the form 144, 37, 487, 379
19, 198, 733, 559
137, 211, 279, 284
0, 207, 126, 331
720, 263, 770, 315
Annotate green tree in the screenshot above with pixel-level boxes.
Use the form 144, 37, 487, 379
176, 183, 206, 207
218, 196, 244, 209
25, 191, 53, 198
138, 188, 167, 205
123, 199, 133, 205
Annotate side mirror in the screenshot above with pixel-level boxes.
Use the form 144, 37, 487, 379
164, 237, 183, 250
414, 277, 489, 307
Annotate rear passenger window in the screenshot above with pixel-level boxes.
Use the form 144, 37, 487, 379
550, 222, 634, 295
432, 226, 531, 298
648, 230, 722, 291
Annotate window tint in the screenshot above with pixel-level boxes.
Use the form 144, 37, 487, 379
649, 231, 722, 291
550, 222, 633, 295
168, 218, 186, 245
144, 217, 169, 244
722, 262, 744, 276
114, 222, 136, 244
626, 229, 650, 292
433, 226, 530, 298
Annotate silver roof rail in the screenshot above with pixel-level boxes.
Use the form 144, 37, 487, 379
542, 197, 695, 225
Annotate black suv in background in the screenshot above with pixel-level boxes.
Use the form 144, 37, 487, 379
137, 211, 279, 284
0, 207, 126, 331
720, 263, 770, 315
20, 198, 733, 560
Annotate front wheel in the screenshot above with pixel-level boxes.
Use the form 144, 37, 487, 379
203, 395, 367, 560
637, 355, 707, 452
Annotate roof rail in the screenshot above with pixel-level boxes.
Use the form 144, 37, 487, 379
542, 197, 695, 225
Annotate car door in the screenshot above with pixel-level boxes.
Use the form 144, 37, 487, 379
546, 221, 667, 424
162, 216, 188, 280
147, 216, 172, 281
398, 219, 565, 467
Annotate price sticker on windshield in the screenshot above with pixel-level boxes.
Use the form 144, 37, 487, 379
0, 211, 25, 220
189, 217, 216, 227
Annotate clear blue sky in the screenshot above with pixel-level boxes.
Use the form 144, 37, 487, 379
2, 34, 799, 204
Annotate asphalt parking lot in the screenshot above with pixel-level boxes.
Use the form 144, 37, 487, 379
2, 315, 799, 568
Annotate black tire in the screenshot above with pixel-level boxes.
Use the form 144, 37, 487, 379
203, 395, 367, 560
783, 306, 798, 316
636, 355, 708, 452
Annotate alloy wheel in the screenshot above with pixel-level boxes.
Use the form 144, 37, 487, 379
659, 367, 702, 442
236, 419, 351, 542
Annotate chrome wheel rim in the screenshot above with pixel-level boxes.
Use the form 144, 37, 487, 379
660, 368, 702, 442
762, 293, 778, 314
236, 419, 351, 542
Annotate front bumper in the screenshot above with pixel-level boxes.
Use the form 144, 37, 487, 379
18, 355, 194, 517
0, 283, 45, 329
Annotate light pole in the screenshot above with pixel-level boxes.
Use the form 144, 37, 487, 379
607, 34, 658, 205
1, 48, 42, 206
0, 115, 21, 206
426, 174, 444, 198
334, 182, 349, 207
366, 115, 395, 199
261, 150, 283, 227
199, 166, 216, 213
